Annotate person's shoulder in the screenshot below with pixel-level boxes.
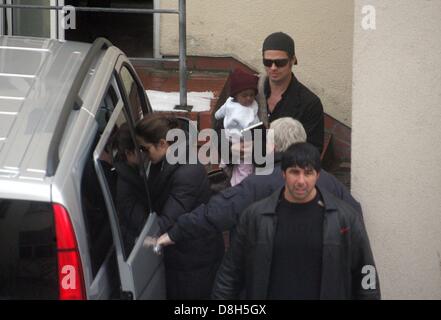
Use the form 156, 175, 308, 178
320, 188, 361, 221
241, 188, 280, 218
317, 170, 362, 212
241, 166, 282, 188
174, 163, 207, 181
317, 169, 342, 189
224, 97, 235, 108
239, 198, 269, 225
222, 96, 234, 105
295, 78, 322, 104
176, 162, 206, 173
243, 171, 270, 183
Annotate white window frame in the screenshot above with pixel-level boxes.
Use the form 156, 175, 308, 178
51, 0, 61, 39
0, 0, 59, 38
153, 0, 160, 59
0, 0, 13, 36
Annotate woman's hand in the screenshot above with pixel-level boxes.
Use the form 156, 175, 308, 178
157, 232, 175, 247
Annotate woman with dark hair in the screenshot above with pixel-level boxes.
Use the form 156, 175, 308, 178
112, 123, 148, 254
135, 113, 224, 300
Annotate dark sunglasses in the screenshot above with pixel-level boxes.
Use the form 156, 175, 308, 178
263, 58, 290, 68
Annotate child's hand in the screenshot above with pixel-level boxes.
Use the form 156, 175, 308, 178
231, 140, 253, 161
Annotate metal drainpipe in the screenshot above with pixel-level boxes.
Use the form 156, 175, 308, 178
175, 0, 192, 111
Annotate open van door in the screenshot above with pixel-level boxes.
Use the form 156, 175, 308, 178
93, 99, 165, 299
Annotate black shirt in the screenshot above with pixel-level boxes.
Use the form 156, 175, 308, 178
264, 74, 324, 153
267, 189, 324, 299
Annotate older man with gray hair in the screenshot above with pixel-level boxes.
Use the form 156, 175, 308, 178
156, 117, 361, 247
270, 117, 307, 152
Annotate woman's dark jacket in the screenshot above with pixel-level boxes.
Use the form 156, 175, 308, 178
148, 160, 225, 271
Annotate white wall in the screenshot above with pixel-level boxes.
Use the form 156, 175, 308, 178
159, 0, 354, 125
352, 0, 441, 299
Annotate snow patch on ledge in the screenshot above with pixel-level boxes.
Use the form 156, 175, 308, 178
146, 90, 214, 112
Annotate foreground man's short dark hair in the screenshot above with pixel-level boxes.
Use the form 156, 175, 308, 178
281, 142, 321, 172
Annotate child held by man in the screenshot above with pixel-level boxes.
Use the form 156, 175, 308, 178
215, 68, 261, 186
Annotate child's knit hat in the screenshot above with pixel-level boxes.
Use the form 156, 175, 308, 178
229, 68, 259, 98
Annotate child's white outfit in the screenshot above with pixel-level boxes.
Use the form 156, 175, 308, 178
215, 97, 260, 186
215, 97, 259, 138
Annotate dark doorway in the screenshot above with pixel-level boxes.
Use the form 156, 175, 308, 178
65, 0, 154, 57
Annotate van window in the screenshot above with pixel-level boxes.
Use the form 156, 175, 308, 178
96, 84, 118, 134
119, 66, 145, 123
81, 146, 115, 278
81, 86, 118, 278
0, 200, 57, 299
96, 108, 150, 259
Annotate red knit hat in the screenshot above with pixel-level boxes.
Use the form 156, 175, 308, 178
229, 68, 258, 98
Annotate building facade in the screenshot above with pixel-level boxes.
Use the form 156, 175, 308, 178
1, 0, 441, 299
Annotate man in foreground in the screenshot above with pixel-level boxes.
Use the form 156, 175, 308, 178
212, 143, 380, 299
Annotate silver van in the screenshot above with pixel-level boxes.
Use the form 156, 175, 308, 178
0, 36, 166, 299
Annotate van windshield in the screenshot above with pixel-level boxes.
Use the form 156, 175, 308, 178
0, 199, 58, 299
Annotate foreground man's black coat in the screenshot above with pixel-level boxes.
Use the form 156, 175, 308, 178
212, 187, 380, 300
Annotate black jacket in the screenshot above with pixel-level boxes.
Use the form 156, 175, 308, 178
168, 154, 361, 243
148, 160, 225, 271
212, 187, 380, 300
264, 74, 324, 153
